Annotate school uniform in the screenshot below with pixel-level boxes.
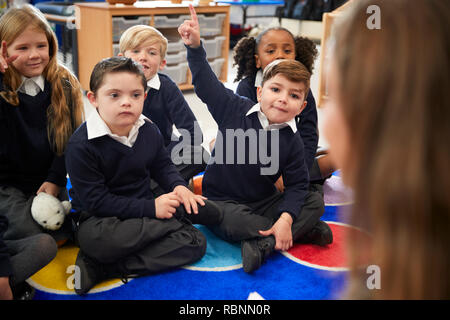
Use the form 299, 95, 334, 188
65, 111, 216, 276
187, 44, 324, 244
0, 74, 72, 241
236, 71, 323, 182
144, 73, 208, 196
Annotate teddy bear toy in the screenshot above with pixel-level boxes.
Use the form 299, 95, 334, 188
31, 192, 72, 231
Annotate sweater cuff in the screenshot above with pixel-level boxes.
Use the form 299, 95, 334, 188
145, 199, 156, 219
186, 42, 206, 59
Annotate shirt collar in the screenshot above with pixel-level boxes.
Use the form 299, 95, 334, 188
86, 109, 151, 146
245, 103, 297, 133
254, 69, 263, 87
147, 73, 161, 91
18, 75, 45, 95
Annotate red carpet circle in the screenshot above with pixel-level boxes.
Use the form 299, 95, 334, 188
282, 221, 370, 271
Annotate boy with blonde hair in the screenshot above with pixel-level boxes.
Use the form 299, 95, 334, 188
178, 5, 332, 273
119, 25, 208, 196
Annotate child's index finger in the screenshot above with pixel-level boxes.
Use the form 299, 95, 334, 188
188, 3, 198, 23
1, 41, 7, 57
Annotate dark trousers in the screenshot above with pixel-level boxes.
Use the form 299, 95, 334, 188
76, 207, 208, 277
151, 145, 209, 197
209, 190, 324, 244
0, 186, 73, 242
5, 234, 57, 286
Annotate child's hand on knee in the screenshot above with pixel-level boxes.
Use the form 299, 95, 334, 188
178, 4, 201, 48
155, 192, 180, 219
173, 185, 207, 214
259, 213, 293, 251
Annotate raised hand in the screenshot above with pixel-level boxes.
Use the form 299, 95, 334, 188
0, 41, 18, 73
178, 3, 201, 48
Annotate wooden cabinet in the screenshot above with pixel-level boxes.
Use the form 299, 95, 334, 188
75, 1, 230, 91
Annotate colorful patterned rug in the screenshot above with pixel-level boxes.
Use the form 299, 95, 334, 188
29, 173, 360, 300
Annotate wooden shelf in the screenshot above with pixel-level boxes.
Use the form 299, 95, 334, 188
75, 1, 230, 91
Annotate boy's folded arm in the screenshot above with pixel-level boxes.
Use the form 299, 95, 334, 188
46, 153, 68, 188
277, 139, 310, 220
186, 44, 251, 126
149, 143, 187, 193
299, 92, 319, 171
66, 142, 156, 220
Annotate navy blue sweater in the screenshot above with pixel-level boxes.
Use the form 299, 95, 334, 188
236, 74, 319, 172
0, 75, 67, 195
65, 120, 186, 220
188, 45, 309, 219
144, 73, 202, 153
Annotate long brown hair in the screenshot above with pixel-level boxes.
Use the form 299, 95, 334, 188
331, 0, 450, 299
0, 4, 84, 155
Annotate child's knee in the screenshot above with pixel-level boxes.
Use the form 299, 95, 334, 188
180, 224, 207, 259
304, 191, 325, 218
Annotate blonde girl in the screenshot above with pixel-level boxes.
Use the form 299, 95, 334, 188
0, 4, 84, 242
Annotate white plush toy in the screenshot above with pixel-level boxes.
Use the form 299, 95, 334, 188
31, 192, 72, 231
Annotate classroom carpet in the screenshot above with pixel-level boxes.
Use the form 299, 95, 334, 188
29, 172, 361, 300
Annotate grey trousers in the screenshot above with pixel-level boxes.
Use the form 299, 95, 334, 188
5, 234, 57, 286
0, 186, 73, 242
76, 212, 207, 277
209, 190, 324, 243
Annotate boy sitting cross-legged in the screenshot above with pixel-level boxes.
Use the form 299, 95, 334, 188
65, 57, 222, 295
178, 5, 332, 273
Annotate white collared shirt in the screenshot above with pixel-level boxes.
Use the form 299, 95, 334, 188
254, 69, 263, 88
246, 103, 297, 133
86, 109, 150, 147
146, 73, 161, 92
18, 75, 45, 96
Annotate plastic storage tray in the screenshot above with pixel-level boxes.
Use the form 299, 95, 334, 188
202, 36, 226, 59
165, 50, 187, 65
153, 15, 190, 28
160, 62, 188, 84
112, 16, 151, 42
209, 57, 225, 79
167, 39, 185, 53
198, 13, 226, 29
198, 13, 226, 37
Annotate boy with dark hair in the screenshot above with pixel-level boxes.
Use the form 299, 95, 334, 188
65, 57, 222, 295
179, 5, 332, 273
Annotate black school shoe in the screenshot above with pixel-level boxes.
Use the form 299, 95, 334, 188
301, 220, 333, 246
176, 200, 223, 226
74, 250, 124, 295
12, 282, 35, 300
241, 236, 276, 273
